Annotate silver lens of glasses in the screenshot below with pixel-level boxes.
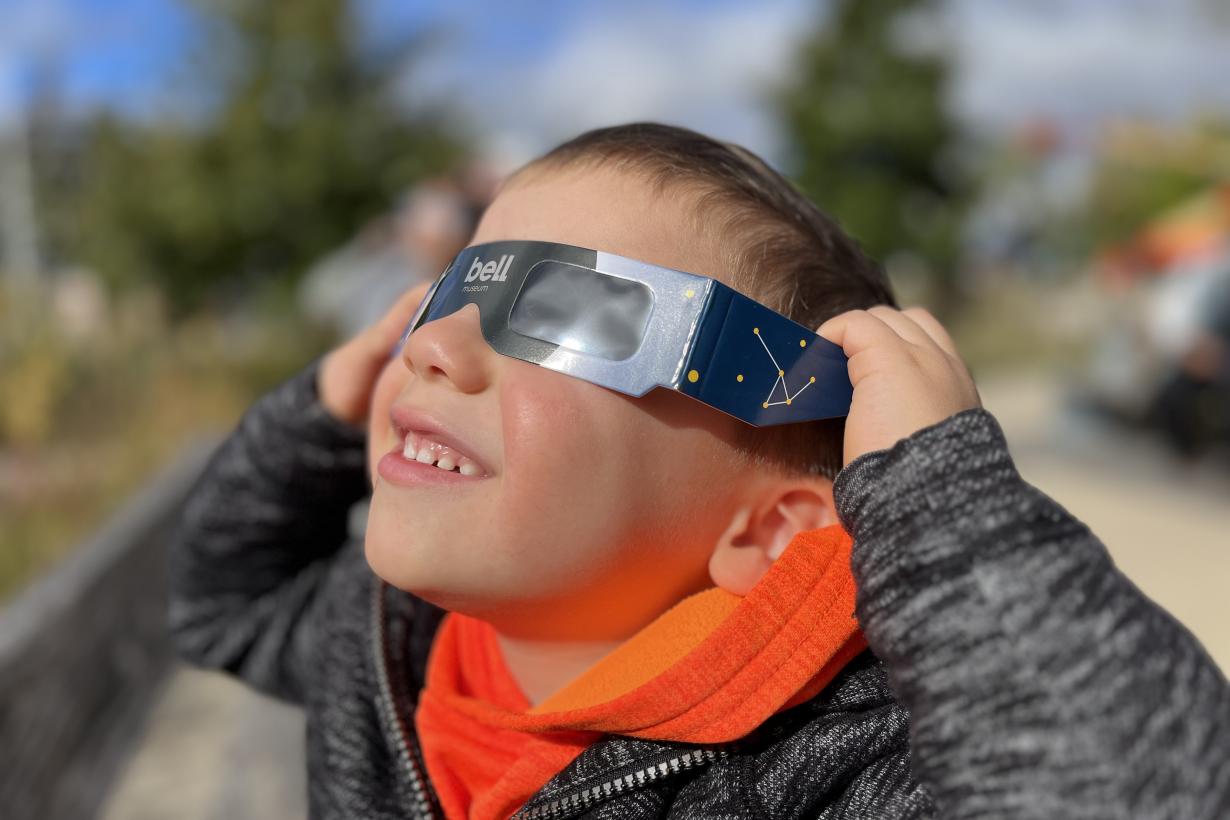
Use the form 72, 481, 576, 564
509, 261, 653, 361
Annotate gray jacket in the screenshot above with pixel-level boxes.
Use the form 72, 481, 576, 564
166, 356, 1230, 818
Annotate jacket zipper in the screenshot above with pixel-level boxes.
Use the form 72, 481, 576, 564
370, 580, 439, 819
510, 746, 733, 820
372, 579, 735, 820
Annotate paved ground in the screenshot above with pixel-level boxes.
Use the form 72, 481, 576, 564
98, 664, 307, 820
97, 370, 1230, 819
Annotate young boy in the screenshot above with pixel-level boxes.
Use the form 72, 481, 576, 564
167, 123, 1230, 819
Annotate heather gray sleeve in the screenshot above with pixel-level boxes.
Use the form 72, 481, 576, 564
166, 355, 371, 705
833, 407, 1230, 820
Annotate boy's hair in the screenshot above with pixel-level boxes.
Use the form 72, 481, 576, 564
515, 122, 899, 481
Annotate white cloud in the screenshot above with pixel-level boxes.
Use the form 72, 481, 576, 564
948, 0, 1230, 137
401, 0, 1230, 166
401, 0, 815, 168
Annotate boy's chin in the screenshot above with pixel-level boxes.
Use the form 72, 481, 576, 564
360, 537, 555, 629
363, 509, 425, 588
362, 528, 485, 613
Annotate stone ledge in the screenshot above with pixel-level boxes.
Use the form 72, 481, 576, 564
0, 435, 223, 820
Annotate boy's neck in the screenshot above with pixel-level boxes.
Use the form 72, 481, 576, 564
494, 632, 623, 708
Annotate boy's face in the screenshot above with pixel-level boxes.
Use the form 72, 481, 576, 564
364, 165, 756, 640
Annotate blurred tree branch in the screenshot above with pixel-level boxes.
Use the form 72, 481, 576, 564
36, 0, 467, 320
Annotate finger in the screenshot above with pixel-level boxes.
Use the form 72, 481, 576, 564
866, 305, 935, 348
817, 308, 912, 357
901, 306, 962, 359
388, 281, 431, 323
373, 282, 432, 347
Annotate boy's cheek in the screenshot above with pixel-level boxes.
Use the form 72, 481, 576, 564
495, 376, 633, 519
367, 361, 412, 477
498, 370, 601, 471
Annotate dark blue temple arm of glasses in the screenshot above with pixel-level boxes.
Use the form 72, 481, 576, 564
678, 285, 852, 426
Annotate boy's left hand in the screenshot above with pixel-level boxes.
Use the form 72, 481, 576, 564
817, 306, 982, 469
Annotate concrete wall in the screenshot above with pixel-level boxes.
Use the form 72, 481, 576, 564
0, 436, 221, 820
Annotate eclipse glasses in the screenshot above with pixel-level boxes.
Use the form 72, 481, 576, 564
394, 240, 852, 427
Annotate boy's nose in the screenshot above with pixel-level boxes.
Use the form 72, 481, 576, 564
402, 303, 495, 395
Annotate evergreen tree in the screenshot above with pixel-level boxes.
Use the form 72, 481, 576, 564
67, 0, 464, 318
776, 0, 968, 313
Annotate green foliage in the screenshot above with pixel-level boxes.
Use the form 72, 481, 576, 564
775, 0, 969, 312
1092, 167, 1205, 250
1059, 120, 1230, 259
0, 288, 74, 448
1085, 169, 1218, 254
62, 0, 465, 319
0, 277, 341, 602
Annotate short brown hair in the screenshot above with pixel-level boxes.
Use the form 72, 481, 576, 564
518, 122, 898, 480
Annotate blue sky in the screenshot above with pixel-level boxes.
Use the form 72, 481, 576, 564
1, 0, 738, 119
1, 0, 195, 118
3, 0, 1230, 167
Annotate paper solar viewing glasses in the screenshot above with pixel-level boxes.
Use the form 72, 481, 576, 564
394, 240, 853, 427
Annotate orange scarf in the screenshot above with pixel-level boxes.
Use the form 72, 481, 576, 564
413, 523, 865, 820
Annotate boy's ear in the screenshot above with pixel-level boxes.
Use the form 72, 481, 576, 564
708, 482, 837, 596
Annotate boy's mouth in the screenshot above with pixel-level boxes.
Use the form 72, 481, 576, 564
387, 403, 491, 478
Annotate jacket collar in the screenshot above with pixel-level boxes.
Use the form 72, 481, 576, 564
511, 649, 899, 819
373, 579, 898, 820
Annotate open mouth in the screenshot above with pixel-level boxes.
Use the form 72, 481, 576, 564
382, 403, 492, 487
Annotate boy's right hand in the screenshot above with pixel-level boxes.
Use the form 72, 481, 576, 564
317, 282, 431, 431
817, 305, 982, 469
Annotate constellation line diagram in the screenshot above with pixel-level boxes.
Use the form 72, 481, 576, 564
752, 327, 816, 410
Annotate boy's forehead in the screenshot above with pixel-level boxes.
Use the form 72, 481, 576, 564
471, 165, 731, 286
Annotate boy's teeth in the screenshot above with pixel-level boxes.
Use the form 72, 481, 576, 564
401, 430, 483, 476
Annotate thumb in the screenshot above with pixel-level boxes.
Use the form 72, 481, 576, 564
368, 282, 432, 352
815, 315, 845, 346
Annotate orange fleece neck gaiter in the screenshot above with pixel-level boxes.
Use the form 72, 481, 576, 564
412, 522, 865, 820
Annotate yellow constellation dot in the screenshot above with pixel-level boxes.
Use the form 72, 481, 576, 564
687, 369, 699, 383
810, 376, 816, 383
800, 339, 807, 348
786, 399, 792, 405
778, 369, 784, 376
753, 327, 759, 335
762, 401, 769, 409
736, 374, 743, 382
685, 288, 695, 298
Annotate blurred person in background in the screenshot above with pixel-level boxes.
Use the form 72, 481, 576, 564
300, 165, 495, 339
